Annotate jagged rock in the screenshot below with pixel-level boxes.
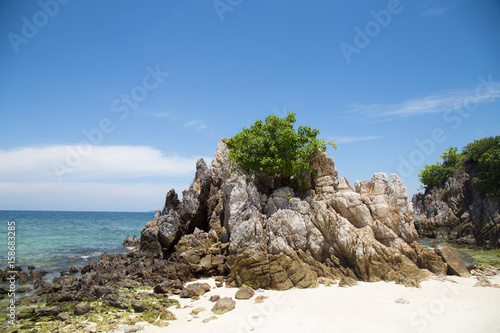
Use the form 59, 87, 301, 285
413, 243, 447, 276
227, 249, 318, 290
137, 138, 438, 290
211, 297, 235, 314
235, 286, 255, 299
413, 170, 500, 248
435, 245, 472, 278
123, 235, 140, 247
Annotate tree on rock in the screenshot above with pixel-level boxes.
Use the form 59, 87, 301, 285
227, 112, 336, 189
418, 136, 500, 198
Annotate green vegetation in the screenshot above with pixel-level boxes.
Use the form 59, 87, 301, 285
418, 136, 500, 198
227, 112, 336, 190
456, 246, 500, 267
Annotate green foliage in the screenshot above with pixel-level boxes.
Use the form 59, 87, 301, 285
227, 112, 336, 190
418, 147, 462, 190
463, 136, 500, 198
419, 136, 500, 198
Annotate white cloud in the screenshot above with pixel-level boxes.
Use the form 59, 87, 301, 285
0, 182, 189, 212
0, 144, 214, 211
0, 145, 212, 183
185, 119, 208, 131
331, 135, 381, 144
349, 78, 500, 120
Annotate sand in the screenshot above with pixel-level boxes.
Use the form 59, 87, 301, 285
116, 275, 500, 333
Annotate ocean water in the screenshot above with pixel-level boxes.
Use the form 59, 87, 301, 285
0, 210, 152, 281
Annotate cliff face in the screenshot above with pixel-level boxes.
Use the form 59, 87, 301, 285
140, 138, 466, 289
412, 169, 500, 248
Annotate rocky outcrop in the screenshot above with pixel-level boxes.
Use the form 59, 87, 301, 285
138, 138, 470, 289
413, 170, 500, 248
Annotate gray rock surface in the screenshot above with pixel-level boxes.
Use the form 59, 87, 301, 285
413, 170, 500, 248
139, 138, 466, 289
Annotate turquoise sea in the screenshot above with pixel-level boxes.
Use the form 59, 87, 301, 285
0, 210, 152, 281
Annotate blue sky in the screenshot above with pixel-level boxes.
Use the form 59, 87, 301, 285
1, 0, 499, 212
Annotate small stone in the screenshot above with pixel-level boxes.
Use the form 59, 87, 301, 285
122, 324, 141, 333
131, 301, 144, 313
202, 315, 218, 323
190, 307, 206, 315
74, 303, 91, 315
157, 320, 170, 327
209, 295, 220, 302
394, 297, 410, 304
211, 297, 235, 315
69, 266, 79, 274
254, 295, 268, 304
57, 312, 70, 321
235, 287, 255, 300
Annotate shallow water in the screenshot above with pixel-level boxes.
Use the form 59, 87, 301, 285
0, 210, 152, 280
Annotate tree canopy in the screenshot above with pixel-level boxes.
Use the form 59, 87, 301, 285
227, 112, 336, 190
418, 136, 500, 198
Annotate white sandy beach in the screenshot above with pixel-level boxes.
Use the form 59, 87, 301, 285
114, 275, 500, 333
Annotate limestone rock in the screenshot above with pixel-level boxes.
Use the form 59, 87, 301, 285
136, 138, 434, 290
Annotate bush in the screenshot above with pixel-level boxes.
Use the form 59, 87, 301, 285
227, 112, 336, 189
463, 136, 500, 198
418, 136, 500, 198
418, 147, 462, 190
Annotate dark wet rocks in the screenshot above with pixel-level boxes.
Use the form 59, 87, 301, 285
74, 302, 91, 315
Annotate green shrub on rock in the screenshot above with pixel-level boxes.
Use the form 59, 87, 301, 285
227, 112, 336, 190
418, 136, 500, 198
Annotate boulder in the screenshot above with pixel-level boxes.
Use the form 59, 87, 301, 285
435, 245, 472, 278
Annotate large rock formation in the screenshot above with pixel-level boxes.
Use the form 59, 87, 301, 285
413, 170, 500, 248
140, 138, 467, 289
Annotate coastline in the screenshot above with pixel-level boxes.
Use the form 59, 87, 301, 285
121, 275, 500, 333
